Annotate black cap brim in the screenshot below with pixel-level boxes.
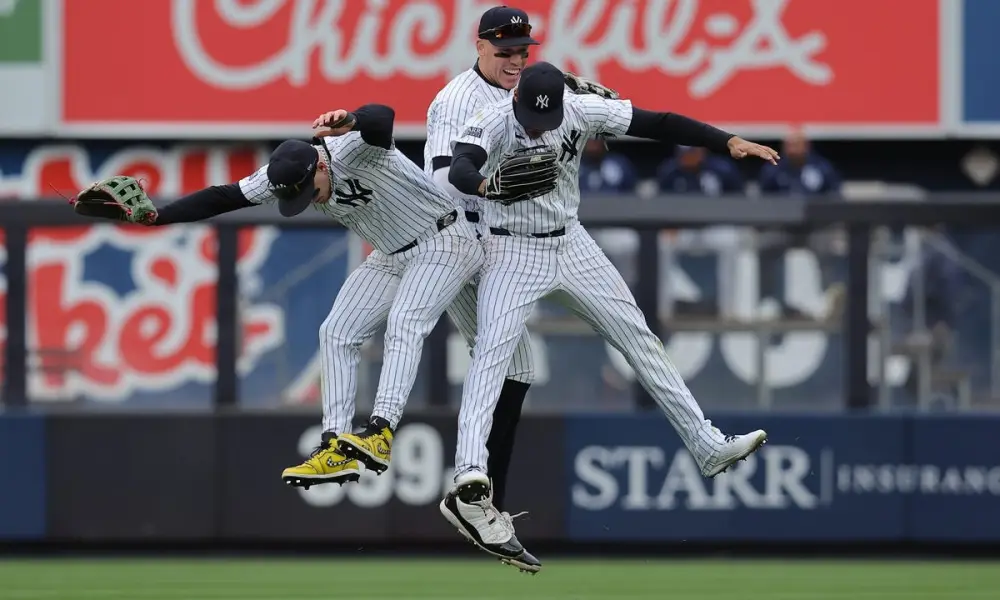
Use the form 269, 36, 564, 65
514, 100, 563, 131
277, 184, 316, 217
489, 36, 540, 48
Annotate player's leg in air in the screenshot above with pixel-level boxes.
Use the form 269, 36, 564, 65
445, 278, 535, 512
336, 228, 484, 473
280, 253, 401, 488
444, 235, 555, 573
555, 227, 767, 476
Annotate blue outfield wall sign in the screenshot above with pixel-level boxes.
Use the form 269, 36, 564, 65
0, 413, 46, 539
565, 414, 1000, 542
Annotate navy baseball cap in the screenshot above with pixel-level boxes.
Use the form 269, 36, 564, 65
478, 6, 539, 48
514, 62, 564, 131
267, 139, 319, 217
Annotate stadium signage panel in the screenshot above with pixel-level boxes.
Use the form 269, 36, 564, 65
566, 415, 1000, 541
57, 0, 942, 139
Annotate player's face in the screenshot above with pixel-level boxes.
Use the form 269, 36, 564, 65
478, 40, 530, 90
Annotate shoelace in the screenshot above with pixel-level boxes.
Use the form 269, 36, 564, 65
308, 438, 336, 458
499, 511, 528, 535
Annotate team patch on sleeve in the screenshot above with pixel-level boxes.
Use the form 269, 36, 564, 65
463, 126, 484, 138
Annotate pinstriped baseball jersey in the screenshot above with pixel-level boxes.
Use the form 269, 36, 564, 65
239, 133, 458, 255
452, 93, 633, 234
424, 68, 511, 213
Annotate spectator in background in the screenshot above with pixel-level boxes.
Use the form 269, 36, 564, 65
758, 129, 844, 319
656, 146, 746, 317
657, 145, 744, 196
759, 128, 842, 196
579, 139, 640, 281
577, 139, 642, 394
579, 138, 638, 194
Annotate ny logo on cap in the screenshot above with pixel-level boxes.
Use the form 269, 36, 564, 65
536, 95, 549, 109
511, 16, 522, 23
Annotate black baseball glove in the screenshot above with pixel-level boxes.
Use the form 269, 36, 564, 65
484, 147, 559, 205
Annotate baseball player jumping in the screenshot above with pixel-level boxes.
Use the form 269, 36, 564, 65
423, 5, 539, 528
72, 104, 488, 494
442, 61, 778, 563
425, 6, 620, 573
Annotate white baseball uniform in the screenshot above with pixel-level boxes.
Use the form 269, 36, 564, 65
239, 131, 484, 433
424, 67, 534, 384
451, 93, 732, 476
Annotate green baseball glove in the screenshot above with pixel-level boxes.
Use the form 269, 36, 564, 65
564, 72, 620, 100
70, 176, 158, 224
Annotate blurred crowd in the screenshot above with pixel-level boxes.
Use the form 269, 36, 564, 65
579, 127, 846, 321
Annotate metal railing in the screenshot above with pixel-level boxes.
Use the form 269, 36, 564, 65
2, 194, 1000, 411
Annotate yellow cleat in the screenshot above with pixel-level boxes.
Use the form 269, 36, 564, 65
338, 417, 394, 474
281, 436, 361, 489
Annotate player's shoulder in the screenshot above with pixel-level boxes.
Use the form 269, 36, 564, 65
479, 95, 514, 118
434, 69, 485, 102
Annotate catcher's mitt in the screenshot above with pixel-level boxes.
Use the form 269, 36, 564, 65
564, 72, 620, 100
69, 176, 158, 224
484, 147, 559, 205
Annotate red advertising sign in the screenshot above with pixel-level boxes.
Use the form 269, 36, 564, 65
60, 0, 941, 138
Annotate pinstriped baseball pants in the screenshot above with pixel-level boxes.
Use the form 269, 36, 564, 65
318, 216, 484, 434
455, 222, 726, 477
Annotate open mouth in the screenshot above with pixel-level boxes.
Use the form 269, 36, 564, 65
503, 69, 520, 77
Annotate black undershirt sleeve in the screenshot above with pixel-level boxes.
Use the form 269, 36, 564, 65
626, 107, 734, 154
350, 104, 395, 150
448, 143, 488, 196
431, 156, 452, 171
154, 183, 253, 225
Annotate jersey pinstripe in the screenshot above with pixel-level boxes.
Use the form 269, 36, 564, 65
239, 133, 458, 255
452, 93, 633, 234
424, 68, 511, 213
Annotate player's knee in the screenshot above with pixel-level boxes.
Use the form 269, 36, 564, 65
318, 314, 356, 350
383, 312, 425, 346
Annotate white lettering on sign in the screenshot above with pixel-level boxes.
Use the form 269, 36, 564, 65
171, 0, 832, 98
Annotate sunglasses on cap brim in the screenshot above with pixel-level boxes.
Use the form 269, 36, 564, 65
479, 21, 532, 41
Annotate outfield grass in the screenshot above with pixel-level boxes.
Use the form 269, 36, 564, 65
0, 558, 998, 599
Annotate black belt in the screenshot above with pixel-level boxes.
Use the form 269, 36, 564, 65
490, 226, 565, 238
392, 209, 459, 254
465, 211, 479, 223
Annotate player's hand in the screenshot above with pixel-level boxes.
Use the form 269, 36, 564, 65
313, 110, 356, 137
727, 137, 780, 165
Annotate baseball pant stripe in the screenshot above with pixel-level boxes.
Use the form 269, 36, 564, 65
556, 231, 724, 462
320, 258, 397, 434
456, 235, 556, 475
447, 280, 536, 384
371, 225, 484, 428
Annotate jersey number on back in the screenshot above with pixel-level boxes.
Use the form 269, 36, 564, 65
560, 129, 582, 162
335, 179, 374, 207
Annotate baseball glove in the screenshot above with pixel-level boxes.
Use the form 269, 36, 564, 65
69, 176, 158, 224
484, 147, 559, 205
564, 72, 620, 100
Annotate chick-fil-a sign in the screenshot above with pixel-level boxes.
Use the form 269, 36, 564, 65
61, 0, 940, 136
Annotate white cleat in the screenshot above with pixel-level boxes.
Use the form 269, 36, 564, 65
701, 429, 768, 477
439, 472, 542, 573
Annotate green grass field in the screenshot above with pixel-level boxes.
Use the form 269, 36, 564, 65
1, 558, 998, 599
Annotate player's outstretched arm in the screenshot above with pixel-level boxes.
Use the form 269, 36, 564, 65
154, 184, 255, 225
627, 107, 780, 165
69, 175, 254, 226
313, 104, 395, 150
